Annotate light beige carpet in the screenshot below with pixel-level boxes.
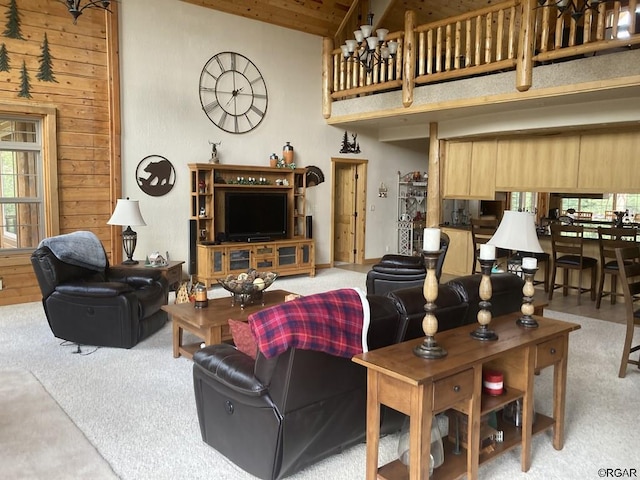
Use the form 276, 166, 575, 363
0, 369, 118, 480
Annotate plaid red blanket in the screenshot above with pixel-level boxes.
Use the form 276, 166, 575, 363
248, 288, 370, 359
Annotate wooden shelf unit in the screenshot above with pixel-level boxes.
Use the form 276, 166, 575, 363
188, 164, 315, 286
353, 313, 581, 480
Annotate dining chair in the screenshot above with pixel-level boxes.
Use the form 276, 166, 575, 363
614, 245, 640, 378
470, 218, 508, 274
605, 210, 616, 221
596, 226, 638, 309
548, 223, 598, 305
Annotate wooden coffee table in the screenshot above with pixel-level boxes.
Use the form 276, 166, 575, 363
162, 289, 295, 359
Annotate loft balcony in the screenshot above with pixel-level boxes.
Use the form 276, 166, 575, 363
322, 0, 640, 133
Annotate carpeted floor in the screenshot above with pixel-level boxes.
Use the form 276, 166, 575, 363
0, 369, 118, 479
0, 268, 639, 479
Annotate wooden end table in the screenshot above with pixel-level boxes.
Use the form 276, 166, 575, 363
353, 313, 580, 480
162, 289, 295, 359
116, 260, 185, 291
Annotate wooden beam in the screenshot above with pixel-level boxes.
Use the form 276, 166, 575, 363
403, 10, 416, 107
427, 123, 440, 228
323, 37, 333, 119
106, 2, 122, 264
516, 0, 535, 92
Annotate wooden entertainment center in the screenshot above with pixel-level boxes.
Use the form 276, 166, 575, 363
189, 163, 315, 287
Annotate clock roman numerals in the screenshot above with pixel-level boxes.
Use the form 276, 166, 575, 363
215, 55, 226, 73
203, 100, 220, 114
200, 52, 268, 134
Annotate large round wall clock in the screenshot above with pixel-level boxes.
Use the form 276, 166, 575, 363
199, 52, 268, 134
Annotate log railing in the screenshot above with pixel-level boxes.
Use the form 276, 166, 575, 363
324, 0, 640, 115
413, 0, 519, 86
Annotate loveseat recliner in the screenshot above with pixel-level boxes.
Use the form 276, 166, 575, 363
388, 272, 525, 341
192, 272, 525, 480
30, 231, 169, 349
365, 232, 450, 296
192, 293, 404, 480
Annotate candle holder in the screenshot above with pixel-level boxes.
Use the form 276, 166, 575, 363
517, 266, 539, 328
413, 250, 447, 359
470, 258, 498, 341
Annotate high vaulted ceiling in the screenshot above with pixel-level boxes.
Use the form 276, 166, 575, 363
181, 0, 493, 45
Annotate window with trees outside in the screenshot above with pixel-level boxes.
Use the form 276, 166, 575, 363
0, 107, 58, 253
561, 194, 640, 221
510, 191, 640, 222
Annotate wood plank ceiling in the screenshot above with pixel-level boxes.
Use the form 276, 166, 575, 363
180, 0, 493, 45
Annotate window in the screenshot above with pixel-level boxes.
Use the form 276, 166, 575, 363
509, 192, 537, 213
560, 194, 640, 220
0, 105, 58, 253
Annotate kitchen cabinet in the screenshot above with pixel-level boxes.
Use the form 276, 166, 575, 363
495, 136, 580, 191
577, 130, 640, 191
443, 140, 496, 199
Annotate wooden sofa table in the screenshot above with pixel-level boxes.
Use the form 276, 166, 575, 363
352, 313, 580, 480
162, 289, 294, 359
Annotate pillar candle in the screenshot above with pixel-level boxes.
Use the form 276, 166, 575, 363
522, 257, 537, 269
479, 244, 496, 260
423, 228, 441, 252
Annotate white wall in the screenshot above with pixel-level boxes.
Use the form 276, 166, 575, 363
119, 0, 426, 267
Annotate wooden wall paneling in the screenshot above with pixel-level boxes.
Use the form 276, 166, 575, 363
0, 3, 115, 305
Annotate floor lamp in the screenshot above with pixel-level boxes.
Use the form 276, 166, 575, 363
107, 198, 147, 265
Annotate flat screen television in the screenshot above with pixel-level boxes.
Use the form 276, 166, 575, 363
224, 192, 288, 242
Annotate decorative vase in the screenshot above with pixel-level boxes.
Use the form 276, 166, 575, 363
282, 142, 294, 165
269, 153, 278, 168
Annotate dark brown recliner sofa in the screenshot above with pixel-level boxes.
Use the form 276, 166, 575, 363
192, 272, 525, 479
192, 294, 404, 480
30, 231, 168, 349
388, 272, 525, 341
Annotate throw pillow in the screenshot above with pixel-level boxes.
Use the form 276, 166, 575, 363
228, 319, 258, 359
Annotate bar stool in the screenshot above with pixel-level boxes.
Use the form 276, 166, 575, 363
510, 250, 551, 292
470, 218, 509, 273
596, 226, 638, 309
614, 245, 640, 378
548, 223, 598, 305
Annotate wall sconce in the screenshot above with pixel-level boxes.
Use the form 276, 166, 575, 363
378, 182, 388, 198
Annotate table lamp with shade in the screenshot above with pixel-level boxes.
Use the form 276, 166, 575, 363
488, 210, 544, 328
107, 198, 146, 265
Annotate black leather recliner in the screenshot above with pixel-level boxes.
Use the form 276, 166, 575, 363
192, 294, 404, 480
30, 231, 168, 349
366, 232, 450, 295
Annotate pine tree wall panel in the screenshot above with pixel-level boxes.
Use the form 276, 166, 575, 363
0, 0, 117, 306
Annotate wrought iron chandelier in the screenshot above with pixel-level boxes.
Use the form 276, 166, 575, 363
340, 12, 399, 74
59, 0, 112, 23
537, 0, 609, 20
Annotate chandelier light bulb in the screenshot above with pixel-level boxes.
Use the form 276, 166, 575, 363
376, 29, 389, 41
360, 24, 373, 38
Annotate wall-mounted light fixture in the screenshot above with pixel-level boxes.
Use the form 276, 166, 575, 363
59, 0, 112, 24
